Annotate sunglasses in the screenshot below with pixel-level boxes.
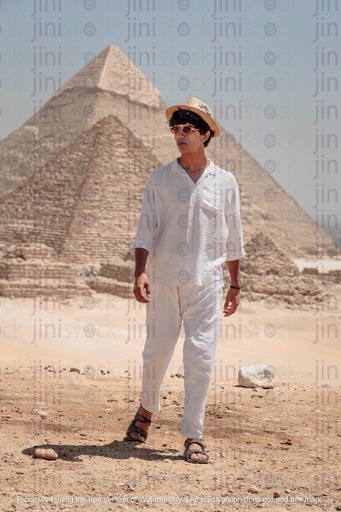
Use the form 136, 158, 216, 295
169, 125, 199, 134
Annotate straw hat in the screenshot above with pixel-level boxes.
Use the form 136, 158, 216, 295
165, 97, 220, 137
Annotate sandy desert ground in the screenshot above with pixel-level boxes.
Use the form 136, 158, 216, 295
0, 277, 340, 511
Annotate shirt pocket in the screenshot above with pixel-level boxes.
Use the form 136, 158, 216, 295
201, 187, 219, 214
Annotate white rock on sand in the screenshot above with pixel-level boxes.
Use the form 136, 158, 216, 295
238, 364, 275, 389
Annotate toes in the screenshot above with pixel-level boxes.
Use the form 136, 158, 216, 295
189, 453, 206, 462
185, 442, 209, 463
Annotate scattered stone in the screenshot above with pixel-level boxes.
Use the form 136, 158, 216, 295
238, 365, 275, 389
248, 485, 260, 494
273, 492, 281, 498
34, 448, 58, 460
69, 368, 80, 373
45, 366, 56, 373
335, 505, 341, 511
31, 409, 48, 417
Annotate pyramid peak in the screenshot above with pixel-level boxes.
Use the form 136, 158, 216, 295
53, 45, 161, 108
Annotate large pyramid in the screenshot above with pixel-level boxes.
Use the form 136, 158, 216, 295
0, 45, 173, 197
0, 45, 336, 299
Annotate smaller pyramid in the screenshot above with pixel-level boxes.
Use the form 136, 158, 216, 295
0, 115, 162, 264
241, 233, 321, 307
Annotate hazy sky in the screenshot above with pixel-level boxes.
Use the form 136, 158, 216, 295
0, 0, 340, 238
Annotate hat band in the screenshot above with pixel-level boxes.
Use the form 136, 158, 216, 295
198, 104, 212, 117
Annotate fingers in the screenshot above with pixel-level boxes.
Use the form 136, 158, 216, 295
134, 286, 150, 303
223, 300, 237, 317
223, 290, 240, 317
134, 277, 151, 303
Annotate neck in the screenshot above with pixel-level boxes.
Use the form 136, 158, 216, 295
178, 153, 209, 175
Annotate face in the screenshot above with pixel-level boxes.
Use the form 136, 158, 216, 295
170, 123, 209, 154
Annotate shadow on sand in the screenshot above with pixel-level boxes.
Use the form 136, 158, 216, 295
22, 440, 183, 462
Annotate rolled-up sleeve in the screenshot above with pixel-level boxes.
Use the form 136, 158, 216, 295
225, 179, 246, 261
131, 178, 158, 255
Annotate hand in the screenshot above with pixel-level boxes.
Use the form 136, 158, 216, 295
223, 287, 240, 317
134, 272, 151, 303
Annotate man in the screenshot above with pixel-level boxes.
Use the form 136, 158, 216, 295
125, 98, 245, 463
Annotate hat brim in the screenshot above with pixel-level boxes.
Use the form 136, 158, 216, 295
165, 105, 220, 138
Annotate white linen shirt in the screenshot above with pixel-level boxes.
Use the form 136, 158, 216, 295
131, 159, 245, 286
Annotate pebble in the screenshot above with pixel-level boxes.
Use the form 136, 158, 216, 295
31, 409, 48, 417
248, 485, 260, 494
336, 505, 341, 511
273, 492, 281, 498
34, 448, 58, 460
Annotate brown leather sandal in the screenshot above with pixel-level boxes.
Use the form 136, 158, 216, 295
124, 410, 151, 443
183, 438, 209, 464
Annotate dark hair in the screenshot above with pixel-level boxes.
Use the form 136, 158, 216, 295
168, 109, 213, 147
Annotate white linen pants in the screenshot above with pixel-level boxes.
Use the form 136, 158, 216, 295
141, 279, 223, 439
